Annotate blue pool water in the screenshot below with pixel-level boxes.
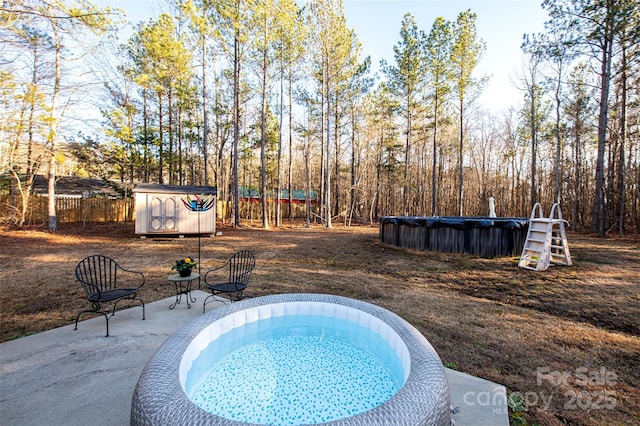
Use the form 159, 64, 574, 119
185, 314, 405, 425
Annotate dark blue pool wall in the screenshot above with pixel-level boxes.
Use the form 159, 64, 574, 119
379, 216, 530, 257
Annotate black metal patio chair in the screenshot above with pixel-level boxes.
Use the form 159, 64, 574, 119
74, 254, 145, 336
203, 250, 256, 312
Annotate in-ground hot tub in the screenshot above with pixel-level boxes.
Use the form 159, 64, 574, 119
380, 216, 529, 257
131, 294, 451, 426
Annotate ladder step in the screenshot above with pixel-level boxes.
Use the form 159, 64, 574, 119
531, 226, 549, 232
520, 203, 572, 272
519, 265, 538, 271
527, 238, 546, 243
523, 248, 543, 254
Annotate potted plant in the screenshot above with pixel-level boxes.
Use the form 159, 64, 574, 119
172, 257, 197, 277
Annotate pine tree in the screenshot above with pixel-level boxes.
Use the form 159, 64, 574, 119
424, 16, 453, 216
307, 0, 355, 227
451, 9, 486, 216
381, 13, 427, 215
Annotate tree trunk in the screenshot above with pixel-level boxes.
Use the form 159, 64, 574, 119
592, 11, 614, 237
260, 40, 269, 229
324, 61, 332, 228
201, 13, 209, 186
458, 99, 464, 216
305, 111, 312, 227
554, 74, 562, 204
158, 93, 164, 184
403, 96, 411, 216
276, 55, 284, 227
177, 104, 183, 185
349, 106, 357, 225
530, 89, 537, 208
333, 94, 340, 220
431, 104, 438, 216
325, 86, 332, 228
319, 68, 325, 224
617, 42, 627, 237
143, 89, 149, 181
168, 88, 174, 184
47, 23, 62, 233
288, 66, 294, 220
232, 33, 240, 227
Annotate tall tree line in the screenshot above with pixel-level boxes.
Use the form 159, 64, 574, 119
2, 0, 639, 234
523, 0, 639, 235
1, 0, 117, 230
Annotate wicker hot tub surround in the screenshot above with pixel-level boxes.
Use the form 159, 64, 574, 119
131, 293, 451, 426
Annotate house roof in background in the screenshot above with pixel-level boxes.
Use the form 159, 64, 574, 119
31, 176, 118, 196
239, 187, 317, 200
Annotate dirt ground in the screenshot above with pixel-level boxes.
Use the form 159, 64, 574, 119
0, 222, 638, 426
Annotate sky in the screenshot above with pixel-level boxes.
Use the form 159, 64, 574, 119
96, 0, 550, 113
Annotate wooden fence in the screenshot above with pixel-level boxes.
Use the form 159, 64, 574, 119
1, 195, 318, 225
0, 196, 135, 225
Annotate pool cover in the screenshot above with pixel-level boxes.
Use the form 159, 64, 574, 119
380, 216, 529, 229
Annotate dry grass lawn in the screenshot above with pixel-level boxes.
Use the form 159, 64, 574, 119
0, 222, 638, 425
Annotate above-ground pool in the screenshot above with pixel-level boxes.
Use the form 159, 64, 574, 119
131, 294, 451, 426
380, 216, 530, 257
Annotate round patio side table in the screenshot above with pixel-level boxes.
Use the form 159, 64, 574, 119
167, 272, 199, 309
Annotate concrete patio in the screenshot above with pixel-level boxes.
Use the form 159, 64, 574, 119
0, 291, 508, 425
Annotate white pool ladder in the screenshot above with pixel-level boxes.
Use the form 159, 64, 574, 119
519, 203, 572, 271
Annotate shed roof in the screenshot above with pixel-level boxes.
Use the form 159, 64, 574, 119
132, 184, 217, 195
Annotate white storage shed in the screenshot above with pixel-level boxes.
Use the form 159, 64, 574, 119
133, 184, 217, 236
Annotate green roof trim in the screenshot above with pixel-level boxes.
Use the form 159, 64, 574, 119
239, 187, 317, 200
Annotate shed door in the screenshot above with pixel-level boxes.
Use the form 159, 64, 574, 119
149, 195, 178, 232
